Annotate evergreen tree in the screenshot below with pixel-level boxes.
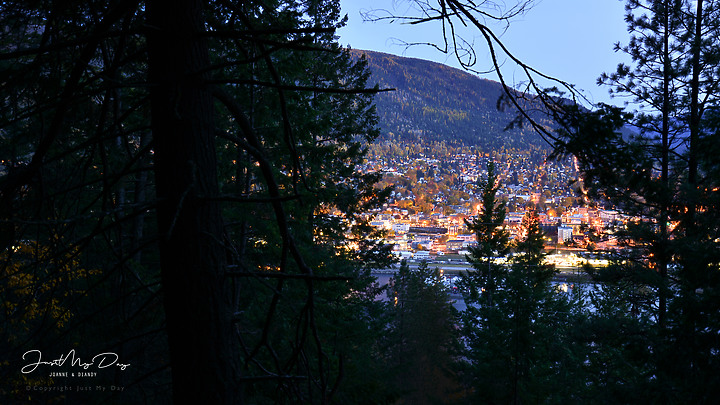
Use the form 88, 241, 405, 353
460, 169, 577, 403
551, 1, 720, 401
596, 0, 715, 327
0, 1, 394, 403
461, 160, 511, 306
386, 260, 463, 404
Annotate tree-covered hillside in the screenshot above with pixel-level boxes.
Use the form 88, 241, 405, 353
352, 49, 554, 150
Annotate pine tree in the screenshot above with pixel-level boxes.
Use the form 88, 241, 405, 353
461, 160, 511, 306
460, 168, 577, 403
552, 1, 720, 401
386, 259, 463, 404
0, 1, 394, 403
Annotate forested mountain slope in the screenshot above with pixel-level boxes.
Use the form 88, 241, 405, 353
352, 49, 553, 150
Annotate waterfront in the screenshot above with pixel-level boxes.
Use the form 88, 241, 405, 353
372, 261, 588, 312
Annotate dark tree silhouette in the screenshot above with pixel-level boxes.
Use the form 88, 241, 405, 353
0, 1, 392, 403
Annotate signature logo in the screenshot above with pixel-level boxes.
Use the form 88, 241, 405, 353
21, 350, 131, 374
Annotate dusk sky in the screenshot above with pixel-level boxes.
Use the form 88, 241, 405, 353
337, 0, 631, 107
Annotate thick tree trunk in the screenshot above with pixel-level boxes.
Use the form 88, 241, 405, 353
146, 1, 236, 403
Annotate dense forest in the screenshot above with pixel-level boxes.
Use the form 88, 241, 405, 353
1, 1, 719, 404
0, 1, 394, 403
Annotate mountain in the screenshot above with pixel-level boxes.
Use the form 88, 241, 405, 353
352, 49, 553, 150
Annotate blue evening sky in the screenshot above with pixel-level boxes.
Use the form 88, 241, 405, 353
337, 0, 631, 106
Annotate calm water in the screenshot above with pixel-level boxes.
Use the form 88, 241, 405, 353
372, 272, 584, 313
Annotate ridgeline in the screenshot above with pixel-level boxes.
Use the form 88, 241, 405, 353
352, 49, 554, 151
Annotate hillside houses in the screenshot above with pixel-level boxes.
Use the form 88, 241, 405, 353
363, 203, 625, 259
360, 146, 629, 258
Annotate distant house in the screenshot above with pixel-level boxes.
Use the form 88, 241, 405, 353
455, 234, 476, 242
408, 226, 448, 235
599, 209, 619, 222
541, 225, 559, 244
370, 220, 391, 230
392, 223, 410, 234
446, 240, 465, 252
506, 212, 524, 224
558, 226, 573, 243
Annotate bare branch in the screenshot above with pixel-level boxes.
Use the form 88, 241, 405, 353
360, 0, 591, 144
